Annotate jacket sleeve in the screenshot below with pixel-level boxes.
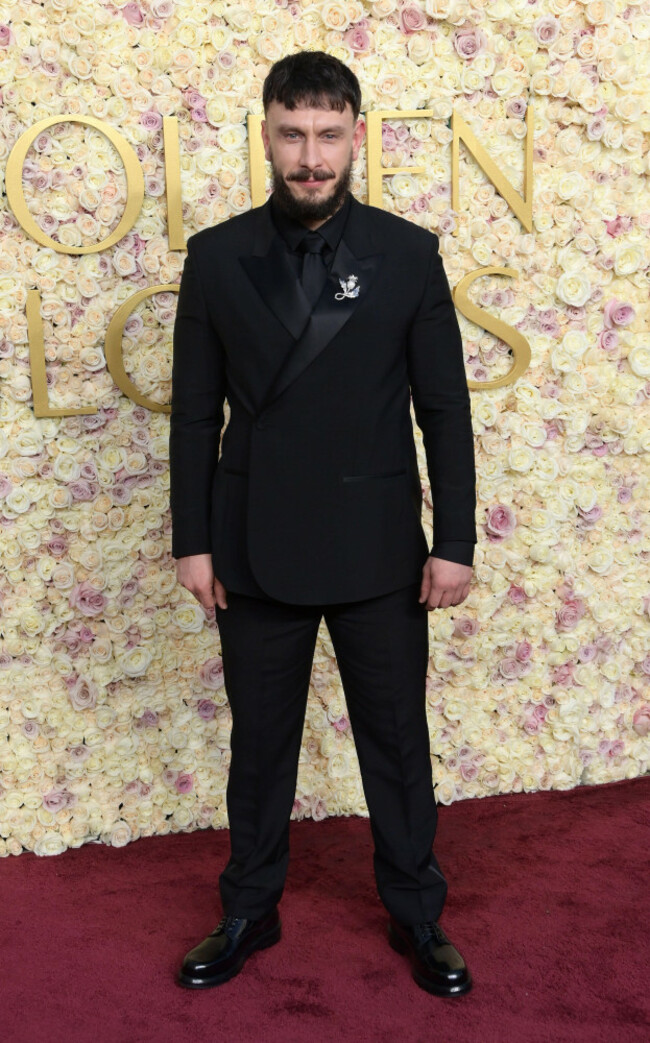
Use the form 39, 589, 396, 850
169, 241, 226, 559
406, 234, 477, 567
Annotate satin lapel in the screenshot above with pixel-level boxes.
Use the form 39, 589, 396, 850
263, 235, 384, 408
239, 230, 311, 342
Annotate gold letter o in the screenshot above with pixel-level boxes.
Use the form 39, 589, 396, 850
6, 115, 144, 255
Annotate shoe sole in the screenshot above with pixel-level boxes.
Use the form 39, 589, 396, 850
388, 924, 473, 997
176, 920, 282, 989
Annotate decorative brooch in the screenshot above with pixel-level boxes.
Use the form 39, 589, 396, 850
335, 274, 360, 300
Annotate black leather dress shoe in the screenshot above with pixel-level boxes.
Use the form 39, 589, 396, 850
388, 917, 472, 996
177, 908, 281, 988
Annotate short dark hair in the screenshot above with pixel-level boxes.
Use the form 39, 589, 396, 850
263, 51, 362, 120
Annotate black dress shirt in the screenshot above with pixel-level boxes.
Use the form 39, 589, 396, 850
269, 191, 474, 570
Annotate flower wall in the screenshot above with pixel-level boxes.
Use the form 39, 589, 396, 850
0, 0, 648, 856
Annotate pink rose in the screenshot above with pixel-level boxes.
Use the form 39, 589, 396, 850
69, 744, 91, 761
597, 329, 619, 351
556, 599, 586, 632
632, 706, 650, 736
534, 17, 559, 45
122, 3, 145, 26
485, 503, 517, 539
199, 657, 225, 690
454, 617, 479, 637
508, 585, 527, 604
197, 699, 217, 721
175, 773, 194, 794
506, 98, 527, 118
453, 27, 487, 60
140, 110, 163, 131
499, 657, 521, 680
577, 504, 603, 525
344, 26, 370, 52
400, 7, 427, 34
516, 641, 532, 662
604, 215, 631, 237
603, 299, 635, 328
68, 676, 99, 711
69, 582, 106, 617
310, 797, 328, 822
43, 789, 76, 812
137, 709, 158, 728
578, 644, 597, 662
0, 24, 12, 46
553, 663, 574, 685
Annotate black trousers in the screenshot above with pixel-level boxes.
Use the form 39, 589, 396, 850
215, 581, 448, 926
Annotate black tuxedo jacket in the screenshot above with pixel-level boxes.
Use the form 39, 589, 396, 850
169, 193, 477, 604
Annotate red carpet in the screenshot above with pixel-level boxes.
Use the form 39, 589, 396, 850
2, 778, 648, 1043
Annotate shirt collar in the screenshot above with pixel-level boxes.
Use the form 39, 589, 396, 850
270, 190, 352, 254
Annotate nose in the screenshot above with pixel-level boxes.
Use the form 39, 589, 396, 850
300, 132, 323, 172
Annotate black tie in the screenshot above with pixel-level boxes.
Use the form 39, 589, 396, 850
298, 231, 328, 307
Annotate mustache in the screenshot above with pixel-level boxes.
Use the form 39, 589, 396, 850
286, 169, 335, 182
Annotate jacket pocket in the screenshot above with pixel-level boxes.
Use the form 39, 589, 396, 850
342, 469, 407, 483
223, 467, 249, 477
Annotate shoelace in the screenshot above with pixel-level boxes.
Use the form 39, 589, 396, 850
215, 915, 248, 937
414, 921, 449, 946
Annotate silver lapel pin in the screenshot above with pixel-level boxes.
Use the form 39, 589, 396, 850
335, 274, 360, 300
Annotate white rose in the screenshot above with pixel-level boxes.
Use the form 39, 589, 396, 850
556, 271, 591, 307
614, 245, 642, 276
627, 346, 650, 379
119, 647, 153, 678
34, 832, 68, 856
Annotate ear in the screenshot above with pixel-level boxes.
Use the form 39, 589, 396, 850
352, 117, 366, 161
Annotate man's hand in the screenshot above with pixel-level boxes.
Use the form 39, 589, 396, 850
419, 556, 472, 611
175, 553, 228, 615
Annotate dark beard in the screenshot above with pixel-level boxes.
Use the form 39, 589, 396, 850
270, 154, 353, 224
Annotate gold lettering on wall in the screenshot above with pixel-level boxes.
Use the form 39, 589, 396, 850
6, 115, 145, 255
365, 110, 434, 209
451, 106, 533, 233
27, 288, 97, 416
11, 109, 535, 414
453, 267, 531, 390
163, 116, 185, 252
104, 285, 177, 412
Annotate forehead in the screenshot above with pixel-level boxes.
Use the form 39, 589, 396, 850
265, 100, 355, 129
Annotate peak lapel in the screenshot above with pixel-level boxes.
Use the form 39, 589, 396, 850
240, 233, 311, 342
262, 204, 384, 409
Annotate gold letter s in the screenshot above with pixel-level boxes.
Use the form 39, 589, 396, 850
453, 267, 531, 389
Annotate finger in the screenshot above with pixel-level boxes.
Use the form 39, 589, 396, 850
419, 572, 431, 603
214, 579, 228, 611
198, 592, 215, 615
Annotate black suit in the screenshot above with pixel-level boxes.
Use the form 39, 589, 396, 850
170, 191, 477, 924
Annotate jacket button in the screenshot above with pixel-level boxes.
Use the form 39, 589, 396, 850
255, 418, 266, 430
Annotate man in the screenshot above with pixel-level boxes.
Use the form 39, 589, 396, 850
169, 51, 477, 997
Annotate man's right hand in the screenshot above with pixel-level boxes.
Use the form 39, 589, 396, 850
175, 553, 228, 615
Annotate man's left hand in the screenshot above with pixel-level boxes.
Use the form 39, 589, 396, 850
419, 556, 473, 611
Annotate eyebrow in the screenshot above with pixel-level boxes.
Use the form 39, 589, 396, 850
276, 124, 344, 134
